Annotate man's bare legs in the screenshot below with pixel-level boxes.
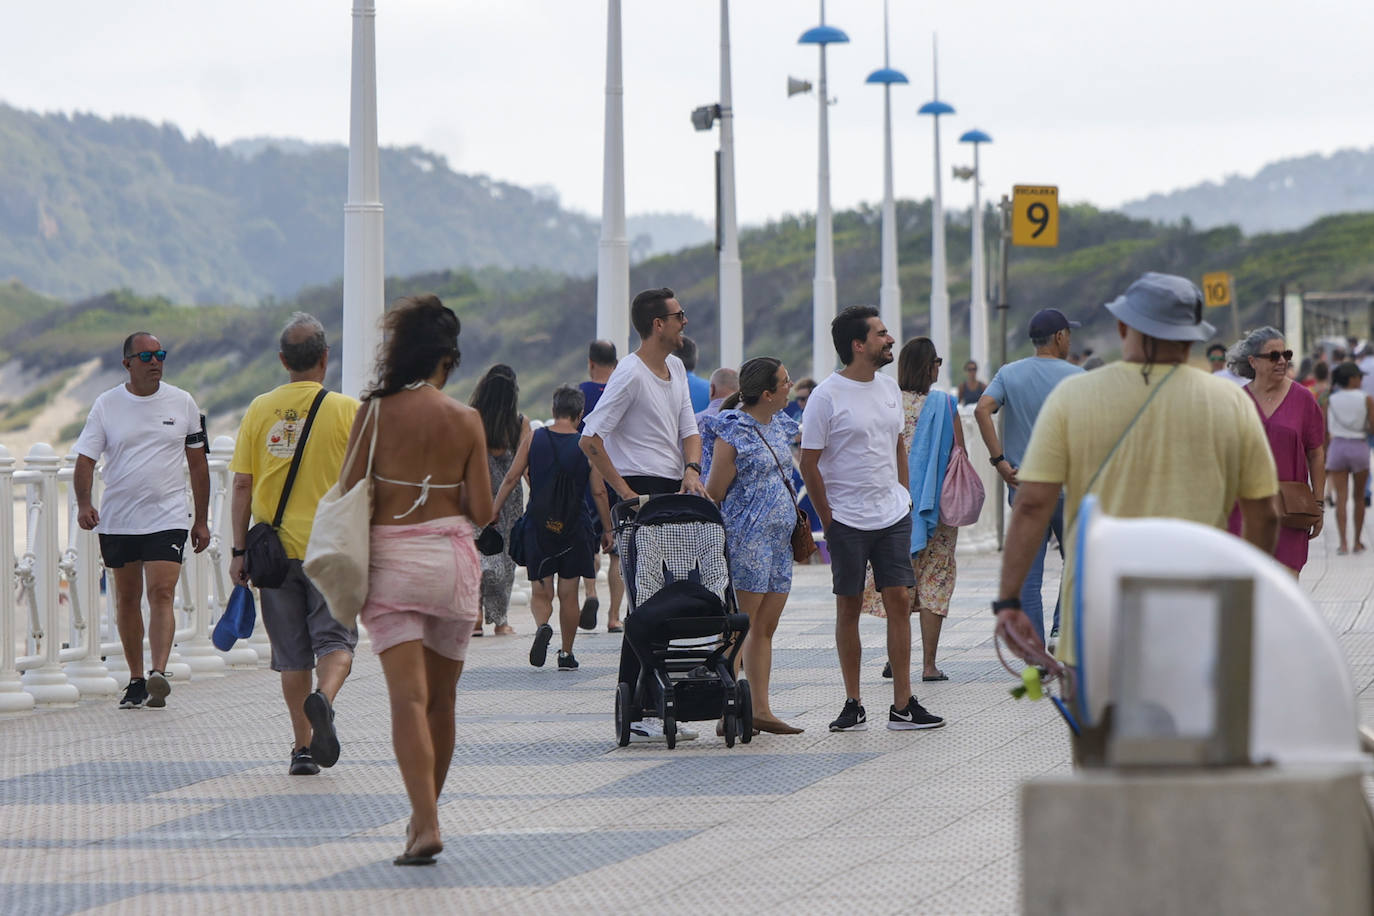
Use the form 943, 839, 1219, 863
835, 593, 864, 701
111, 565, 148, 679
379, 640, 461, 860
282, 650, 353, 749
110, 559, 180, 676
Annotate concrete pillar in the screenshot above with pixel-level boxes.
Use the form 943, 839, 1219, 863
596, 0, 630, 359
343, 0, 385, 399
0, 446, 35, 715
20, 444, 79, 706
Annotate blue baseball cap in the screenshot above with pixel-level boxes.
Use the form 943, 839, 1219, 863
1028, 308, 1081, 339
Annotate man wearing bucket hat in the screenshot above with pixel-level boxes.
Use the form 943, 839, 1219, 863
992, 272, 1280, 668
975, 308, 1083, 646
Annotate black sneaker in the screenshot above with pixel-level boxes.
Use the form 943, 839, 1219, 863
289, 747, 320, 776
145, 671, 170, 709
557, 650, 579, 671
828, 698, 867, 732
529, 624, 554, 668
888, 696, 945, 731
579, 597, 599, 630
304, 690, 340, 768
118, 678, 147, 709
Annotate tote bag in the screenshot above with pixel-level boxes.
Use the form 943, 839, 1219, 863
938, 398, 986, 527
305, 398, 379, 630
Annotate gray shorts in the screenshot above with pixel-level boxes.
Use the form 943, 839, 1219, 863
258, 560, 358, 672
826, 514, 917, 596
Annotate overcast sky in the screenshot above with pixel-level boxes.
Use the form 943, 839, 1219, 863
8, 1, 1374, 226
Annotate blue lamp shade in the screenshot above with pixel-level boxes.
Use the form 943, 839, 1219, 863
959, 128, 992, 144
799, 25, 849, 45
918, 100, 955, 116
865, 67, 909, 85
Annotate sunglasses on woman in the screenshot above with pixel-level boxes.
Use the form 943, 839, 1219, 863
128, 350, 168, 363
1256, 350, 1293, 363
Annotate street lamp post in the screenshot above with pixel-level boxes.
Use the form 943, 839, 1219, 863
865, 0, 908, 373
797, 2, 849, 382
918, 37, 954, 389
957, 129, 992, 376
597, 0, 630, 359
342, 0, 384, 399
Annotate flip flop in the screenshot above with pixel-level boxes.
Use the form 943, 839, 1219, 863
393, 853, 437, 866
607, 624, 623, 633
922, 673, 949, 682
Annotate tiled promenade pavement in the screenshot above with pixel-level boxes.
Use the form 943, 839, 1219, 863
3, 523, 1371, 915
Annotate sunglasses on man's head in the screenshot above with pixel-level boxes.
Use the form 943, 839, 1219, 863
127, 350, 167, 363
1256, 350, 1293, 363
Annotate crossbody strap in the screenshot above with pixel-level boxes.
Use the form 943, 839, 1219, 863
271, 387, 330, 528
751, 424, 801, 507
1082, 365, 1179, 497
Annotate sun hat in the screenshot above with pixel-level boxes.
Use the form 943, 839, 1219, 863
1104, 272, 1214, 342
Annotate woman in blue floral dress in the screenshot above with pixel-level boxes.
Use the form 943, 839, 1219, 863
705, 357, 804, 735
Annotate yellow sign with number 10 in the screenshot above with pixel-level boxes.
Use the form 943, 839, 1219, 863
1202, 272, 1233, 307
1012, 185, 1059, 247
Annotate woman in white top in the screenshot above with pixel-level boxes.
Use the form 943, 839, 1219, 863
1324, 361, 1374, 554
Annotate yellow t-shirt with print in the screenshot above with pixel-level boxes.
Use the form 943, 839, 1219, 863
1017, 361, 1278, 661
229, 382, 360, 560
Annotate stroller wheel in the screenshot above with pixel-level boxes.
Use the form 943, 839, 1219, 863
664, 715, 677, 750
738, 681, 753, 744
615, 683, 633, 747
723, 714, 737, 748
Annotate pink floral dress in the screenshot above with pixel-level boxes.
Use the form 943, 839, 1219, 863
862, 391, 959, 617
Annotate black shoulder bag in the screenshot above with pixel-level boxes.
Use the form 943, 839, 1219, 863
246, 388, 330, 589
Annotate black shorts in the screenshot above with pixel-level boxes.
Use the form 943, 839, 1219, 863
825, 515, 916, 596
99, 529, 188, 568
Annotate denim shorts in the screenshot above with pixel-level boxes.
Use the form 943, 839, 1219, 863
825, 514, 917, 596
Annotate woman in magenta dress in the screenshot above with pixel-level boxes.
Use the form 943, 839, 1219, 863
1225, 327, 1325, 575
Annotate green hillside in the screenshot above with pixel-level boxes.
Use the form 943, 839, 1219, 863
3, 204, 1372, 435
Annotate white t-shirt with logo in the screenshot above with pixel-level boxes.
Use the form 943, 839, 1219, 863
581, 352, 698, 480
75, 383, 203, 535
800, 371, 910, 531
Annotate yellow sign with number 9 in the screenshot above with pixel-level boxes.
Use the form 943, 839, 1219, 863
1012, 185, 1059, 247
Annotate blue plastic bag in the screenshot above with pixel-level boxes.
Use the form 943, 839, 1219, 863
212, 585, 256, 651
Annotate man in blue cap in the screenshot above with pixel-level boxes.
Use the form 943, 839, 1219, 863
993, 273, 1280, 673
974, 308, 1083, 645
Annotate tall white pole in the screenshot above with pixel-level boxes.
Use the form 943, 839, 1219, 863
969, 143, 988, 374
718, 0, 743, 371
877, 0, 901, 372
928, 38, 950, 389
343, 0, 384, 399
597, 0, 630, 359
812, 7, 837, 382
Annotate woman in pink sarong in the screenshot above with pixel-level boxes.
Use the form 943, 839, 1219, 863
1225, 327, 1325, 576
339, 294, 493, 866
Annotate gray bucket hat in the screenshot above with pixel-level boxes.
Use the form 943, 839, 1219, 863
1104, 272, 1214, 342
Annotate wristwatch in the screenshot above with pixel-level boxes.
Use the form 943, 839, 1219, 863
989, 454, 1006, 467
684, 462, 702, 475
232, 547, 246, 558
991, 597, 1022, 615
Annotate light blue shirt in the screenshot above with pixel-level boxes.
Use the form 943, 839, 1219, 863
983, 356, 1083, 467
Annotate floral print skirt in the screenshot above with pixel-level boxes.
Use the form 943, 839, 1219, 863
861, 523, 958, 618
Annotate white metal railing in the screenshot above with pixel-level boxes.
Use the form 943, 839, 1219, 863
1, 434, 264, 715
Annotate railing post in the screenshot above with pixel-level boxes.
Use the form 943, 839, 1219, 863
177, 438, 227, 678
210, 434, 260, 667
59, 448, 117, 697
0, 445, 35, 714
20, 443, 80, 706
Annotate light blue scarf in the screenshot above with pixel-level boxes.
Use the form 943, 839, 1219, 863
908, 389, 954, 555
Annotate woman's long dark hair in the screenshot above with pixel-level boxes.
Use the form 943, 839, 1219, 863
470, 364, 524, 453
363, 294, 460, 401
721, 357, 782, 410
897, 337, 938, 395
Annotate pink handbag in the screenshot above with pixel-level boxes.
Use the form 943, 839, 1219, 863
939, 398, 985, 526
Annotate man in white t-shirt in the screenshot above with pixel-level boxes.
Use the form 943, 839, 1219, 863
801, 306, 945, 734
74, 332, 211, 710
581, 287, 707, 743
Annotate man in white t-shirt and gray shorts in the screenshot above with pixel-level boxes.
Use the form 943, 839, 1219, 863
801, 306, 945, 733
582, 287, 709, 742
74, 332, 211, 710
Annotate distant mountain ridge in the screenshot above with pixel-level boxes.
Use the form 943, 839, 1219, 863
1121, 147, 1374, 234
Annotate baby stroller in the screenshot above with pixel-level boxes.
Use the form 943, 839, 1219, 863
611, 494, 752, 749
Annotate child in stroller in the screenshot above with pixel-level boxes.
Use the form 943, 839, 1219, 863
612, 494, 753, 748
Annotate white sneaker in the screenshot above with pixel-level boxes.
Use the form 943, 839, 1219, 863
627, 718, 699, 743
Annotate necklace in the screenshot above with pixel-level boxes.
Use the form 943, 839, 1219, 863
404, 380, 438, 391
